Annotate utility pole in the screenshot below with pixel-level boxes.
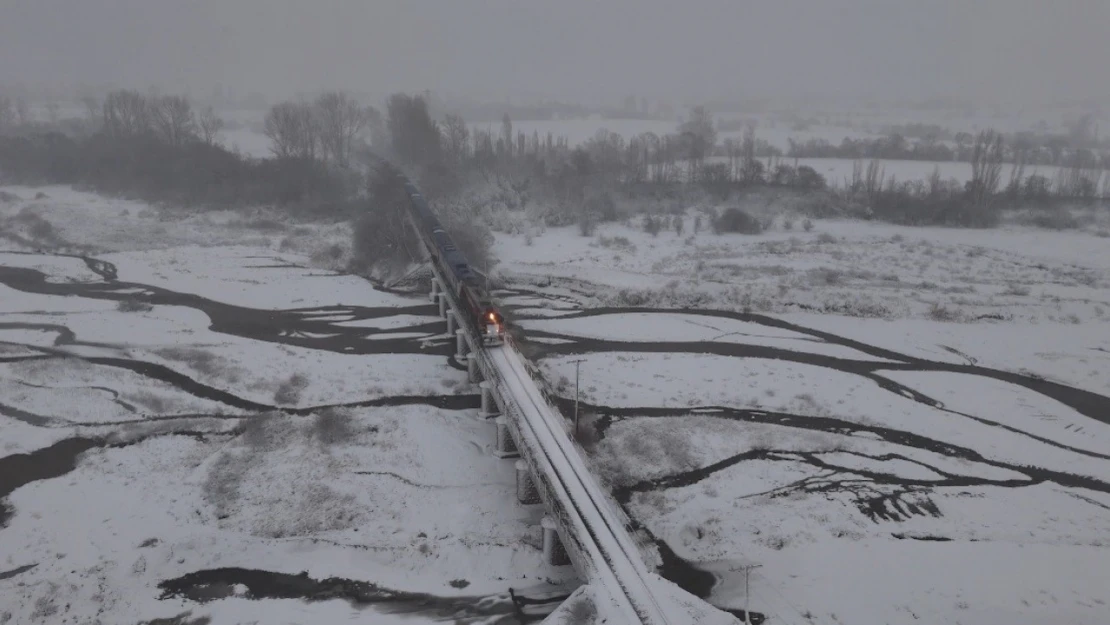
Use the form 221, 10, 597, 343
570, 359, 585, 439
735, 563, 762, 623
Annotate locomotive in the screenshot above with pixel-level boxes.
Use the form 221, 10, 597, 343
400, 177, 505, 345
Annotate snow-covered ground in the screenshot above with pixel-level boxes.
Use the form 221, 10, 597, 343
219, 127, 273, 159
493, 213, 1110, 624
496, 213, 1110, 327
0, 185, 576, 624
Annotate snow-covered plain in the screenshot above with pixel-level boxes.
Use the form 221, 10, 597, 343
0, 185, 576, 624
494, 212, 1110, 624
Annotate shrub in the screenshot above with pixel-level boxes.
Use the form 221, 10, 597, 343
1020, 208, 1080, 230
802, 218, 814, 231
273, 373, 309, 405
578, 212, 596, 237
714, 207, 763, 234
584, 191, 619, 222
350, 164, 420, 272
597, 235, 636, 253
117, 298, 153, 313
643, 215, 661, 236
313, 408, 355, 445
928, 302, 962, 322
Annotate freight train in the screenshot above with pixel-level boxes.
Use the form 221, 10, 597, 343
400, 177, 505, 345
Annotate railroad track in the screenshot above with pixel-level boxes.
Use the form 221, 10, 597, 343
487, 344, 673, 624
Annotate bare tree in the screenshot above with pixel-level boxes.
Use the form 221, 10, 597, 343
501, 113, 513, 158
680, 106, 717, 180
968, 129, 1004, 206
740, 124, 759, 184
264, 101, 318, 160
197, 105, 224, 145
314, 91, 368, 167
151, 95, 197, 147
386, 93, 440, 167
103, 90, 152, 138
365, 105, 386, 149
441, 113, 470, 167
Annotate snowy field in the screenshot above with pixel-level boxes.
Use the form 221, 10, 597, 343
0, 186, 577, 624
493, 212, 1110, 624
218, 127, 274, 159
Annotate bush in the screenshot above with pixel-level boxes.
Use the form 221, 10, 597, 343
1020, 208, 1081, 230
584, 191, 619, 222
597, 235, 636, 253
578, 212, 596, 237
313, 408, 355, 445
273, 373, 309, 405
714, 207, 763, 234
349, 164, 420, 273
643, 215, 662, 236
117, 298, 153, 313
928, 302, 962, 322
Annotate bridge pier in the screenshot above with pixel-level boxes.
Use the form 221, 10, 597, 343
541, 516, 571, 566
437, 293, 448, 318
479, 381, 499, 419
467, 356, 481, 383
455, 329, 468, 361
515, 460, 541, 505
494, 416, 518, 458
430, 277, 440, 303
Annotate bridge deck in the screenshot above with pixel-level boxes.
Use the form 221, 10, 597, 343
487, 345, 667, 623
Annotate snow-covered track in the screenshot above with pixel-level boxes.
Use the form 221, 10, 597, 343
486, 344, 668, 623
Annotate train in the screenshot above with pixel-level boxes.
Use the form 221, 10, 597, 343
400, 176, 506, 345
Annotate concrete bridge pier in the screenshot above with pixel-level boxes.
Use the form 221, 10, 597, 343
446, 310, 457, 336
455, 329, 469, 361
541, 516, 571, 566
515, 460, 541, 504
437, 293, 448, 318
479, 381, 499, 419
467, 355, 481, 383
494, 416, 518, 458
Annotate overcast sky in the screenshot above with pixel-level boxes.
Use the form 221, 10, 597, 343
2, 0, 1108, 106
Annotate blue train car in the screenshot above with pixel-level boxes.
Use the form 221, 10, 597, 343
400, 180, 504, 344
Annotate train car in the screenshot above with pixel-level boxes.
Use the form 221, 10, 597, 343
400, 179, 504, 345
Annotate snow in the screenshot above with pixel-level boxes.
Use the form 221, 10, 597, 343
493, 211, 1110, 625
218, 127, 273, 159
495, 213, 1110, 329
488, 345, 738, 624
522, 312, 901, 362
106, 246, 411, 309
469, 118, 679, 147
0, 184, 581, 624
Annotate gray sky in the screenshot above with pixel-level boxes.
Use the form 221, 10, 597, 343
2, 0, 1108, 106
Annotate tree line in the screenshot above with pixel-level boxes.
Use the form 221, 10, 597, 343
0, 89, 367, 211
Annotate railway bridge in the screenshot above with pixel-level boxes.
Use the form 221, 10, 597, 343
404, 181, 740, 625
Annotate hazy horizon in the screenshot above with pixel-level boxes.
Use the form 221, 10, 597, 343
2, 0, 1109, 109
